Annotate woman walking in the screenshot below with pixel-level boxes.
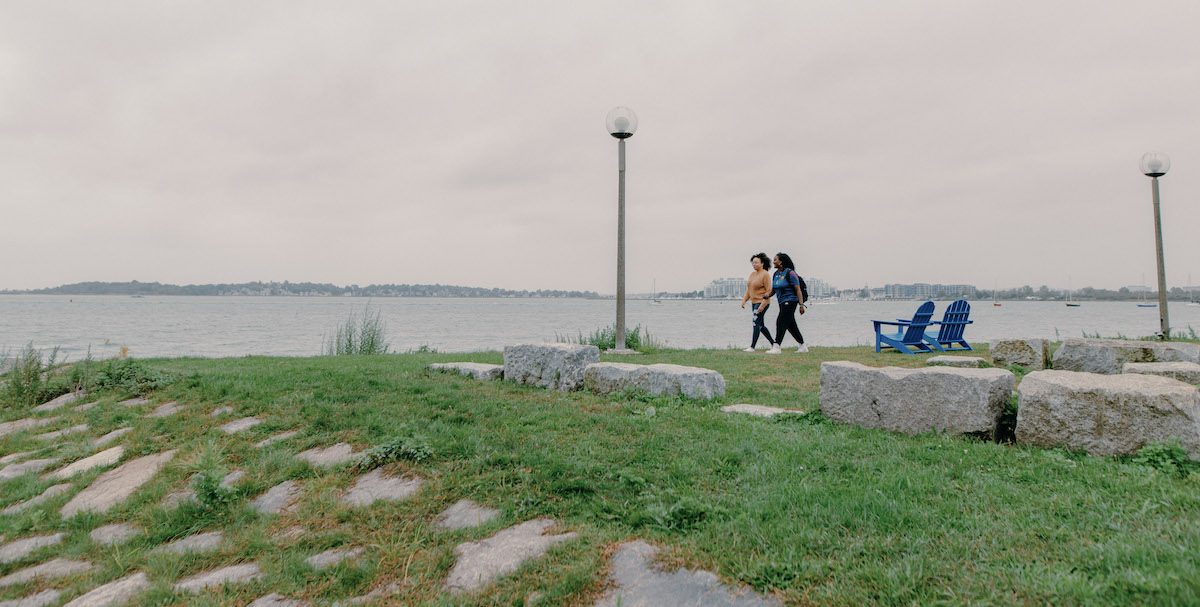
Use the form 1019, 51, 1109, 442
767, 252, 808, 353
740, 252, 775, 352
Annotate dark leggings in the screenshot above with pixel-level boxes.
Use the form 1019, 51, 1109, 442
750, 303, 774, 348
775, 301, 804, 345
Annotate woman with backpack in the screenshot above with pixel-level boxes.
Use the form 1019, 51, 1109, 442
766, 252, 808, 354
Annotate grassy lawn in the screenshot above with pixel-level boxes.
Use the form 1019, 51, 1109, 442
2, 345, 1198, 606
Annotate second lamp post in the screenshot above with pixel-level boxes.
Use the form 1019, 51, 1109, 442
606, 107, 638, 353
1141, 152, 1171, 339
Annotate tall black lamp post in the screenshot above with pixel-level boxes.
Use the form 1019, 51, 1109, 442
1141, 152, 1171, 339
606, 107, 637, 353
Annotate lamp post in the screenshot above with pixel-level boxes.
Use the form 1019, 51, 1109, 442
1141, 152, 1171, 339
606, 106, 638, 353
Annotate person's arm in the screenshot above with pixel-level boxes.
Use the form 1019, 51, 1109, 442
741, 279, 752, 308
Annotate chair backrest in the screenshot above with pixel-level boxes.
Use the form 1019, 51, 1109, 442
901, 301, 936, 343
936, 299, 971, 340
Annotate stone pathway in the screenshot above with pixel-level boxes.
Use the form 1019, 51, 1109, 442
342, 469, 422, 507
60, 450, 177, 519
209, 406, 234, 416
0, 417, 60, 439
89, 524, 143, 546
0, 589, 61, 607
0, 458, 62, 482
0, 558, 94, 588
305, 547, 364, 570
92, 427, 131, 447
34, 424, 89, 441
255, 430, 299, 448
46, 446, 125, 480
174, 563, 262, 593
153, 531, 224, 555
591, 541, 780, 607
0, 451, 34, 465
249, 593, 308, 607
72, 401, 98, 412
296, 443, 357, 468
253, 480, 302, 514
219, 416, 261, 434
0, 533, 67, 564
33, 391, 86, 412
720, 404, 804, 418
444, 519, 578, 594
61, 571, 150, 607
435, 499, 500, 530
117, 398, 150, 407
1, 484, 72, 516
147, 401, 184, 418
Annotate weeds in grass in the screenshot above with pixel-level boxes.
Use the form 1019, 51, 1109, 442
91, 357, 169, 396
1133, 438, 1199, 477
357, 426, 434, 469
1, 342, 70, 407
556, 323, 661, 352
996, 393, 1019, 442
323, 304, 391, 355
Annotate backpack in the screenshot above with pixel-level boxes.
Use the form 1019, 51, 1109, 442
790, 270, 809, 302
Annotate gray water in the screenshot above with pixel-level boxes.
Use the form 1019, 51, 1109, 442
3, 295, 1199, 360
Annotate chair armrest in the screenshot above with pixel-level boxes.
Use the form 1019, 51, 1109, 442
873, 320, 910, 328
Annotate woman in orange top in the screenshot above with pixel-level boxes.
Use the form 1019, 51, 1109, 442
740, 252, 775, 352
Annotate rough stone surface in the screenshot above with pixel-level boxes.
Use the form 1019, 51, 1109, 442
990, 338, 1051, 369
89, 524, 143, 545
0, 458, 62, 482
1016, 370, 1200, 457
1, 484, 72, 516
117, 398, 149, 407
304, 547, 364, 570
1052, 338, 1200, 374
255, 431, 298, 448
209, 406, 234, 416
719, 404, 803, 418
0, 559, 94, 588
34, 424, 89, 441
591, 541, 780, 607
502, 343, 599, 392
444, 519, 577, 594
0, 589, 62, 607
435, 499, 500, 529
336, 582, 402, 605
147, 401, 184, 418
60, 450, 177, 519
429, 362, 504, 380
584, 363, 726, 400
47, 446, 125, 480
0, 417, 60, 439
33, 391, 85, 412
249, 593, 308, 607
819, 361, 1015, 437
73, 402, 98, 412
93, 427, 132, 447
253, 481, 302, 514
153, 531, 224, 554
1123, 361, 1200, 385
926, 355, 988, 368
62, 572, 150, 607
0, 533, 67, 564
219, 417, 261, 434
343, 469, 422, 507
161, 490, 197, 509
220, 470, 247, 488
297, 443, 356, 468
0, 451, 33, 465
173, 563, 262, 593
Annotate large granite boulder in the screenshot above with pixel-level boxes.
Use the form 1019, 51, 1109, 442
990, 338, 1050, 369
584, 363, 726, 401
819, 361, 1015, 438
1016, 370, 1200, 457
1123, 361, 1200, 386
1052, 338, 1200, 375
502, 344, 599, 392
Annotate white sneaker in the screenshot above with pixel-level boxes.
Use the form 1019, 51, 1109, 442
797, 344, 809, 353
767, 345, 782, 354
743, 347, 756, 353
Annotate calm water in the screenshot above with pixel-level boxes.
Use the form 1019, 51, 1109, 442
3, 295, 1200, 360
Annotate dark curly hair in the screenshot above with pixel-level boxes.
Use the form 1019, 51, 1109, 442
751, 252, 771, 269
775, 252, 796, 271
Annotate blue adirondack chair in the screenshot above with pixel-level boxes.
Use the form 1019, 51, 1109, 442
873, 301, 937, 354
924, 299, 973, 351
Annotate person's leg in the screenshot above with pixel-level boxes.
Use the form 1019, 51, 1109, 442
747, 305, 762, 350
774, 302, 793, 346
750, 303, 772, 348
758, 307, 774, 346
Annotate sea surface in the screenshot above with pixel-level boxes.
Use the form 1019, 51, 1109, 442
3, 295, 1200, 360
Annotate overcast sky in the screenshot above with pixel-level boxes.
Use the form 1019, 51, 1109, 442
2, 1, 1198, 294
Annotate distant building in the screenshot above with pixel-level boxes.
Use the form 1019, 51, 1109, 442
704, 277, 744, 298
882, 283, 976, 299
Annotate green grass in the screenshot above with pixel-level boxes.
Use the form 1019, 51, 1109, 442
2, 345, 1198, 606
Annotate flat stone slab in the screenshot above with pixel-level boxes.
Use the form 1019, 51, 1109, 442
297, 443, 356, 468
592, 540, 780, 607
219, 417, 261, 434
255, 430, 299, 448
34, 424, 89, 441
0, 589, 63, 607
304, 546, 364, 570
33, 391, 86, 412
72, 401, 99, 412
435, 499, 500, 530
0, 458, 62, 482
93, 428, 132, 447
0, 558, 94, 588
47, 446, 125, 480
1, 484, 72, 516
0, 451, 34, 465
584, 363, 726, 400
1123, 361, 1200, 385
117, 398, 150, 407
343, 469, 422, 507
720, 404, 804, 418
0, 533, 67, 564
1052, 338, 1200, 374
153, 531, 224, 554
990, 338, 1050, 369
0, 417, 60, 439
61, 450, 177, 519
147, 401, 184, 418
820, 361, 1015, 438
429, 362, 504, 380
89, 524, 143, 545
926, 355, 987, 368
161, 489, 197, 509
209, 406, 234, 416
503, 343, 599, 392
335, 582, 401, 606
249, 593, 309, 607
1016, 370, 1200, 457
220, 470, 247, 488
252, 480, 302, 514
444, 519, 578, 594
62, 571, 150, 607
174, 563, 262, 593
